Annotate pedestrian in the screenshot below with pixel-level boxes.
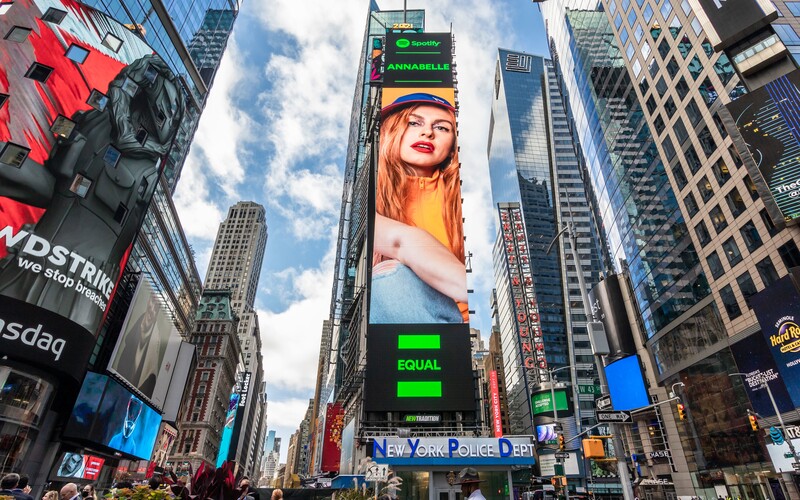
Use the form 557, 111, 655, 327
270, 489, 283, 500
58, 483, 79, 500
238, 478, 259, 500
1, 474, 31, 500
148, 475, 163, 490
41, 491, 58, 500
454, 468, 486, 500
80, 484, 96, 500
12, 474, 33, 500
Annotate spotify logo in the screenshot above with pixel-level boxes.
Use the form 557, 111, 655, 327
396, 38, 410, 48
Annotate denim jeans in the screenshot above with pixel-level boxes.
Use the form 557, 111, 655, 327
370, 260, 462, 324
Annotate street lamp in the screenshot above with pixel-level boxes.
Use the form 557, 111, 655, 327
546, 221, 635, 500
729, 372, 800, 470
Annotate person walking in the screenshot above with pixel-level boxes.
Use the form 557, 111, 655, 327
455, 468, 486, 500
58, 483, 79, 500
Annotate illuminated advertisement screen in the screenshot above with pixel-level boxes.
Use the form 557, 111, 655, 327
216, 391, 240, 467
730, 333, 794, 417
365, 32, 472, 413
536, 424, 557, 444
751, 274, 800, 407
109, 279, 181, 408
489, 370, 503, 437
0, 0, 184, 382
606, 355, 649, 410
321, 403, 344, 473
531, 390, 569, 416
364, 326, 475, 412
726, 69, 800, 223
65, 372, 162, 460
54, 453, 105, 480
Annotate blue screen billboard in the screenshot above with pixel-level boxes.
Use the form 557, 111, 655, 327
65, 372, 162, 460
606, 355, 649, 410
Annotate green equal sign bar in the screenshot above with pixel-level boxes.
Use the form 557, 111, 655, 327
398, 334, 440, 350
397, 381, 442, 398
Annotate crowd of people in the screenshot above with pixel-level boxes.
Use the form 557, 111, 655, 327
0, 473, 283, 500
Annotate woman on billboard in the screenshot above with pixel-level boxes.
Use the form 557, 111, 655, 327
371, 92, 467, 324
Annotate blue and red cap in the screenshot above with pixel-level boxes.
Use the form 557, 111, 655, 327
381, 92, 456, 118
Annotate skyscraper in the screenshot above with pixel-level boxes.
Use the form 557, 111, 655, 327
203, 201, 268, 477
487, 50, 605, 491
540, 0, 800, 495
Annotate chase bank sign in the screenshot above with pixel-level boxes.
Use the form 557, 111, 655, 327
372, 437, 536, 466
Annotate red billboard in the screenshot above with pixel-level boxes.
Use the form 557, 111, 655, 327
0, 0, 184, 381
321, 403, 344, 473
489, 370, 503, 437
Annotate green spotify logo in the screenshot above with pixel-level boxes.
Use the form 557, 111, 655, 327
396, 38, 410, 48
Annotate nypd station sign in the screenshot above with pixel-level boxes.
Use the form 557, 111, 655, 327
373, 437, 536, 466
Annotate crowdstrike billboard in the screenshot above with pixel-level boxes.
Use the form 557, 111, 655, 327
0, 0, 184, 381
366, 31, 473, 413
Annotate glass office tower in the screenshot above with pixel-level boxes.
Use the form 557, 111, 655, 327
540, 0, 800, 496
488, 50, 605, 490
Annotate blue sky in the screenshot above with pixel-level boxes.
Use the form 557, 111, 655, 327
174, 0, 550, 464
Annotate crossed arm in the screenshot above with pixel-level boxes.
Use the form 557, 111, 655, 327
374, 213, 467, 304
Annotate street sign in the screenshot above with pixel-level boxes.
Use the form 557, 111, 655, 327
596, 396, 612, 411
596, 410, 632, 423
554, 452, 570, 459
365, 463, 389, 482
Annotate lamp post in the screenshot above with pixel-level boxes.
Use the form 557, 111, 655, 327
547, 222, 635, 500
729, 372, 800, 469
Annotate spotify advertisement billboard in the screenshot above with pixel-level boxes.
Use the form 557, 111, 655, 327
0, 0, 184, 381
366, 31, 473, 413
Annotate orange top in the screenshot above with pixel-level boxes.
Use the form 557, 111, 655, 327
404, 170, 469, 322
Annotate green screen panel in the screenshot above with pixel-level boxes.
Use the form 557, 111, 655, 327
398, 334, 440, 350
397, 381, 442, 398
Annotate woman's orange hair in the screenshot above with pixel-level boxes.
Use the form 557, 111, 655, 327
376, 104, 464, 262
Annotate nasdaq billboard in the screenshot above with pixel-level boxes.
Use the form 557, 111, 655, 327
0, 0, 184, 381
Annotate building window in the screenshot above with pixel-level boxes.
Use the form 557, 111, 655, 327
672, 163, 688, 189
675, 77, 689, 100
101, 32, 123, 53
653, 114, 665, 134
658, 38, 670, 59
713, 54, 735, 85
697, 176, 714, 202
778, 240, 800, 268
711, 159, 731, 186
723, 237, 743, 266
684, 192, 699, 217
756, 257, 780, 286
743, 174, 759, 200
65, 44, 89, 64
697, 125, 717, 156
724, 187, 746, 217
774, 24, 800, 44
41, 7, 67, 23
739, 220, 763, 252
663, 135, 676, 160
695, 221, 711, 246
674, 118, 689, 144
664, 96, 677, 116
685, 98, 702, 126
720, 284, 742, 319
699, 77, 718, 106
681, 145, 703, 174
737, 271, 758, 307
707, 251, 725, 279
4, 25, 31, 42
688, 55, 703, 80
760, 208, 778, 236
709, 205, 728, 233
24, 63, 53, 82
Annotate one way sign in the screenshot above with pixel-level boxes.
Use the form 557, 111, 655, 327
596, 410, 632, 423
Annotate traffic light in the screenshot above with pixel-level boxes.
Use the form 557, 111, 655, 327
558, 434, 565, 451
749, 413, 759, 431
676, 403, 686, 420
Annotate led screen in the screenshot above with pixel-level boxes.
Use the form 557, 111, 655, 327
536, 424, 557, 443
730, 332, 794, 417
65, 372, 162, 460
606, 355, 649, 410
364, 325, 475, 412
108, 279, 181, 407
726, 69, 800, 223
364, 32, 473, 413
54, 453, 105, 480
751, 274, 800, 408
531, 390, 569, 416
0, 0, 184, 382
216, 392, 239, 467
